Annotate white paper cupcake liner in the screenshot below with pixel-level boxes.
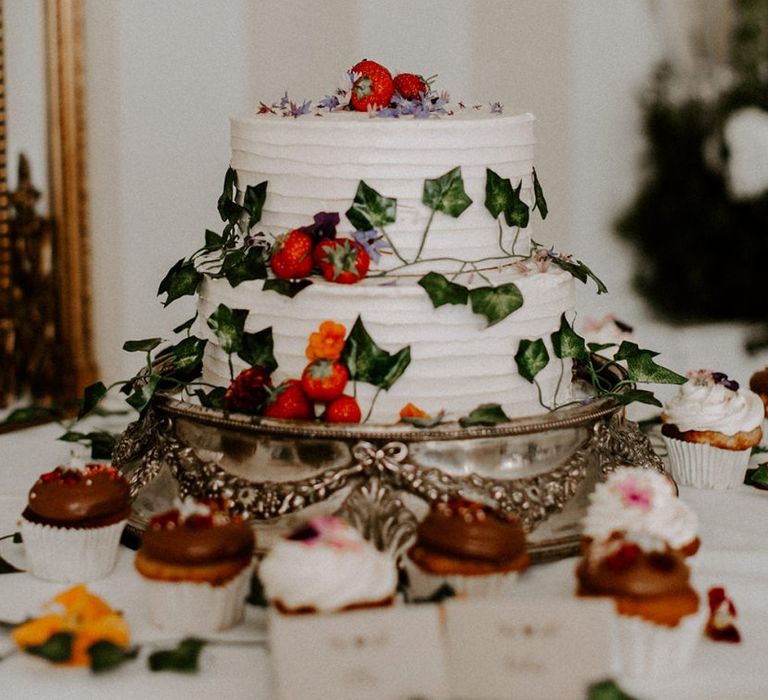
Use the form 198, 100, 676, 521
20, 517, 126, 583
663, 437, 750, 489
143, 565, 252, 633
612, 604, 707, 682
406, 559, 520, 599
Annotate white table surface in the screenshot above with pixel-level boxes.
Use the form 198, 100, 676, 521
1, 421, 767, 699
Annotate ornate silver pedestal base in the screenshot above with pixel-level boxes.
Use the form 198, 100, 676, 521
114, 394, 664, 561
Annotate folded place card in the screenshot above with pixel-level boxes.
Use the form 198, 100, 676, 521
269, 604, 449, 700
443, 596, 614, 700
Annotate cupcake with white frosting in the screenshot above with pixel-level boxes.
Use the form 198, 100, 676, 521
258, 516, 397, 614
662, 370, 763, 489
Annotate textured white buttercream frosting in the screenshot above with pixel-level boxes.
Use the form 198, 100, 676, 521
258, 517, 397, 612
663, 378, 764, 435
582, 467, 698, 550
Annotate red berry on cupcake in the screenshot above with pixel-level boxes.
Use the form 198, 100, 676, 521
314, 238, 370, 284
224, 365, 272, 414
270, 229, 314, 280
349, 59, 395, 112
323, 395, 362, 423
264, 379, 315, 420
393, 73, 428, 100
301, 359, 349, 402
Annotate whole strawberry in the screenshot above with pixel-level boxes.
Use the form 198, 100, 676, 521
393, 73, 428, 100
323, 394, 362, 423
264, 379, 315, 420
313, 238, 370, 284
270, 229, 314, 280
349, 59, 394, 112
301, 359, 349, 402
224, 365, 272, 414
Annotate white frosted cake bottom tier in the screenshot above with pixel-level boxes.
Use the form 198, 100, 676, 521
196, 266, 574, 424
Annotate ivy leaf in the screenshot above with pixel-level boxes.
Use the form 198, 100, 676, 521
422, 167, 473, 217
587, 679, 638, 700
341, 316, 411, 390
418, 272, 469, 307
217, 167, 240, 223
614, 341, 686, 384
458, 403, 510, 427
126, 374, 162, 413
345, 181, 397, 230
611, 388, 663, 408
194, 387, 227, 409
246, 574, 268, 607
206, 304, 248, 355
242, 181, 268, 229
262, 278, 312, 298
532, 167, 548, 219
506, 181, 530, 228
515, 338, 550, 383
549, 256, 608, 295
238, 327, 278, 374
468, 283, 524, 326
170, 336, 208, 382
222, 247, 268, 288
204, 229, 224, 250
122, 338, 162, 354
551, 313, 588, 360
173, 314, 197, 334
587, 342, 616, 354
1, 405, 64, 425
484, 168, 515, 219
88, 641, 139, 673
158, 258, 202, 307
745, 464, 768, 490
148, 637, 206, 673
79, 381, 107, 419
25, 632, 73, 663
59, 430, 118, 460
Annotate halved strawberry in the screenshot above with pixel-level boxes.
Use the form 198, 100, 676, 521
270, 229, 314, 280
224, 365, 272, 414
393, 73, 428, 100
323, 394, 362, 423
349, 59, 394, 112
301, 359, 349, 402
313, 238, 370, 284
264, 379, 315, 420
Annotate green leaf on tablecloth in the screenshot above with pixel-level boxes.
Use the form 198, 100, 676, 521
88, 641, 139, 673
79, 381, 108, 419
262, 278, 313, 298
468, 283, 524, 327
750, 445, 768, 455
148, 637, 206, 673
614, 341, 686, 385
423, 167, 472, 217
0, 554, 22, 574
25, 632, 73, 663
340, 316, 411, 391
401, 410, 446, 428
551, 313, 588, 360
413, 583, 456, 604
515, 338, 550, 383
125, 374, 163, 414
745, 464, 768, 490
238, 327, 278, 374
206, 304, 248, 355
345, 180, 397, 231
532, 167, 548, 220
458, 403, 510, 428
194, 387, 227, 409
418, 272, 469, 308
246, 574, 268, 607
610, 388, 663, 408
158, 258, 202, 307
222, 247, 268, 287
1, 405, 65, 425
587, 679, 638, 700
217, 167, 240, 223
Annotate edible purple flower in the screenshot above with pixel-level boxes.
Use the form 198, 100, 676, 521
278, 91, 290, 109
298, 211, 340, 242
712, 371, 740, 392
490, 101, 503, 114
376, 107, 401, 119
318, 94, 340, 111
287, 99, 312, 118
352, 230, 388, 263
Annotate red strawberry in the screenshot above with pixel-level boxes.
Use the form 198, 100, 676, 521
264, 379, 315, 420
313, 238, 370, 284
301, 359, 349, 402
270, 229, 314, 280
350, 59, 395, 112
323, 395, 362, 423
224, 365, 272, 414
393, 73, 428, 100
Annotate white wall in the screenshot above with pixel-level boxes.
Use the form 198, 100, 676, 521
82, 0, 768, 388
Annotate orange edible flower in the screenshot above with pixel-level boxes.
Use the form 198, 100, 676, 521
400, 402, 429, 419
13, 584, 130, 666
306, 321, 347, 361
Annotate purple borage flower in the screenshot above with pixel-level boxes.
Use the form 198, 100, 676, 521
490, 101, 504, 114
318, 95, 340, 111
287, 99, 312, 118
352, 230, 388, 263
298, 212, 340, 242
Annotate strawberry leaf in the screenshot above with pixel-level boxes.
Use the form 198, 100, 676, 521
532, 168, 548, 219
148, 637, 206, 673
25, 632, 73, 663
423, 167, 472, 217
206, 304, 248, 355
418, 272, 469, 307
515, 338, 550, 383
262, 279, 312, 298
238, 327, 277, 374
222, 247, 268, 287
158, 258, 202, 307
551, 313, 588, 360
122, 338, 162, 353
459, 403, 510, 427
346, 181, 397, 230
79, 381, 107, 419
217, 167, 240, 223
341, 316, 411, 390
88, 641, 139, 673
242, 181, 268, 229
549, 256, 608, 295
468, 283, 524, 326
614, 341, 686, 384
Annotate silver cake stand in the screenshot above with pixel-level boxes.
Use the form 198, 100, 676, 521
113, 373, 665, 562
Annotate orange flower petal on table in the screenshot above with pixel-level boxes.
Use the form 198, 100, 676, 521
53, 584, 113, 623
69, 613, 130, 667
306, 320, 347, 361
12, 614, 65, 649
400, 402, 429, 419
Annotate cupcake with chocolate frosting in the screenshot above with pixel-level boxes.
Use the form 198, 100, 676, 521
135, 498, 255, 632
662, 370, 763, 488
748, 366, 768, 416
20, 462, 131, 582
258, 516, 396, 614
406, 497, 529, 598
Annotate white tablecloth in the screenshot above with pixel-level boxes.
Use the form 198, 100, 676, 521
1, 422, 767, 699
